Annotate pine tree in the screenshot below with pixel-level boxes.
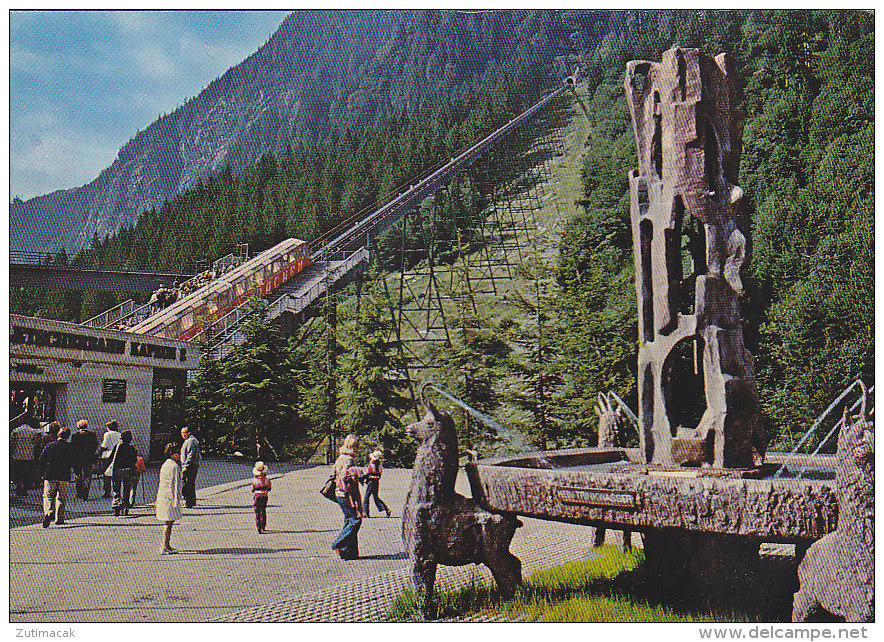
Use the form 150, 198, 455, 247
338, 272, 414, 465
210, 301, 302, 459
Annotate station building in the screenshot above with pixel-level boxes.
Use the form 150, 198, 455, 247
9, 314, 200, 461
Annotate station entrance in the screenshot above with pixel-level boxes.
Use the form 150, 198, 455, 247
10, 382, 61, 426
150, 368, 188, 461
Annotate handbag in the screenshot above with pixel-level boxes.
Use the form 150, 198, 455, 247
103, 445, 119, 478
320, 471, 337, 502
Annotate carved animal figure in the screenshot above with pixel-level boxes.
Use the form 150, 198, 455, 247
592, 391, 633, 550
793, 394, 874, 622
594, 392, 623, 448
402, 384, 522, 615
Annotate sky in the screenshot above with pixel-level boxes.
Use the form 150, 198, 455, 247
8, 9, 291, 201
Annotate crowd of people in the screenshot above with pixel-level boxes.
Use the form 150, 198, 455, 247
13, 418, 392, 561
147, 261, 243, 315
104, 258, 246, 332
10, 416, 200, 554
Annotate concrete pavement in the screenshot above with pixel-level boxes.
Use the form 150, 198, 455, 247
9, 461, 599, 622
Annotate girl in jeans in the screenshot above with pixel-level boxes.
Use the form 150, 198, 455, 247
330, 434, 362, 559
362, 450, 391, 518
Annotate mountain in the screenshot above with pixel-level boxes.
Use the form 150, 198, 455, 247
10, 10, 601, 255
10, 10, 405, 254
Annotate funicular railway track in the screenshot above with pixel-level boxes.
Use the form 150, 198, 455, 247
15, 80, 572, 360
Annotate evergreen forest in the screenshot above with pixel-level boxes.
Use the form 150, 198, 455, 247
12, 10, 874, 463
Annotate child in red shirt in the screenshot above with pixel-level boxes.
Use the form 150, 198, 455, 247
251, 461, 272, 533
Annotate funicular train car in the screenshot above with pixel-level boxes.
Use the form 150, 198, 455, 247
129, 238, 310, 341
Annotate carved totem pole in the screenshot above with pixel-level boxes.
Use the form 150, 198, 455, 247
624, 47, 765, 469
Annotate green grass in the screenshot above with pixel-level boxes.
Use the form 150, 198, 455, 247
388, 546, 754, 622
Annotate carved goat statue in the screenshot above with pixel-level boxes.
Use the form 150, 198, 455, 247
595, 391, 623, 448
793, 385, 874, 622
402, 383, 523, 616
592, 391, 632, 550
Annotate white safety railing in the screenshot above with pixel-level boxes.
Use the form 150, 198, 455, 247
82, 299, 139, 328
82, 299, 151, 329
774, 379, 873, 479
83, 247, 250, 332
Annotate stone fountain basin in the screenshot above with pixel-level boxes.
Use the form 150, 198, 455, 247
466, 447, 838, 544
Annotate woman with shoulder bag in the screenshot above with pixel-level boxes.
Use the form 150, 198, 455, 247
330, 434, 363, 560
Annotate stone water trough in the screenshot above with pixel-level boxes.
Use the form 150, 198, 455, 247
466, 448, 837, 545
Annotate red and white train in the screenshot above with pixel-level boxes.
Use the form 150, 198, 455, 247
129, 238, 311, 341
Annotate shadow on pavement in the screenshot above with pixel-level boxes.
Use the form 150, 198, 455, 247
356, 552, 409, 561
194, 547, 303, 555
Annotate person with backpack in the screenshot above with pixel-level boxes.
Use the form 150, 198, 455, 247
130, 452, 146, 507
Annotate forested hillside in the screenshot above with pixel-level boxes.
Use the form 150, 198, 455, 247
557, 9, 873, 447
13, 10, 873, 459
12, 10, 605, 322
11, 10, 403, 253
10, 10, 593, 254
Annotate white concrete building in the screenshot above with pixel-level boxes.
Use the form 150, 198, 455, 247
10, 314, 200, 461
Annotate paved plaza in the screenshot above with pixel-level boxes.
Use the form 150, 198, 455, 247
9, 460, 601, 622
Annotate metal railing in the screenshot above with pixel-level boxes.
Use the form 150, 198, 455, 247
82, 299, 138, 328
271, 248, 369, 318
10, 250, 56, 265
193, 298, 260, 348
211, 249, 248, 273
310, 85, 568, 263
81, 248, 251, 332
774, 379, 873, 479
607, 391, 640, 433
80, 298, 155, 330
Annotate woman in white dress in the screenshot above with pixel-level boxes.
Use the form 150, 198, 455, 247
155, 442, 183, 554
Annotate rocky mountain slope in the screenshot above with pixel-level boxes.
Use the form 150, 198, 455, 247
10, 10, 404, 253
10, 10, 596, 255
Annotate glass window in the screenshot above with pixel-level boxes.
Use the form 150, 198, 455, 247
218, 285, 231, 307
